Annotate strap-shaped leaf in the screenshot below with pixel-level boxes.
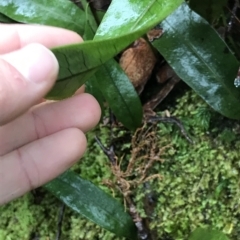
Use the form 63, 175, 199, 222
81, 0, 143, 130
94, 0, 181, 39
47, 0, 183, 98
92, 60, 143, 129
0, 0, 86, 35
152, 3, 240, 119
45, 171, 137, 239
0, 0, 183, 99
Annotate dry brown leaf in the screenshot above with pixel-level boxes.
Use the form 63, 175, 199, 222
155, 63, 177, 84
147, 28, 163, 42
119, 38, 157, 94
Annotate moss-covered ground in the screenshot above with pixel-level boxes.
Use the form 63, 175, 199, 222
1, 90, 240, 240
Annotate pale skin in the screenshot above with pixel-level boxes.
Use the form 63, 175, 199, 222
0, 24, 101, 205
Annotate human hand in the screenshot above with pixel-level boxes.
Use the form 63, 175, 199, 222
0, 24, 101, 205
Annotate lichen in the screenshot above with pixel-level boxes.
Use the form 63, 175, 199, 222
1, 90, 240, 240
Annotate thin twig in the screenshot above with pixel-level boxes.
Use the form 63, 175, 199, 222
143, 77, 180, 112
227, 0, 240, 33
147, 116, 193, 144
95, 136, 116, 164
95, 136, 151, 240
125, 195, 151, 240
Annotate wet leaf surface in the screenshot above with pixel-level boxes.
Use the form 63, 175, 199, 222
0, 0, 183, 100
45, 171, 137, 239
152, 3, 240, 119
81, 0, 143, 130
48, 0, 183, 98
0, 0, 86, 35
93, 59, 143, 130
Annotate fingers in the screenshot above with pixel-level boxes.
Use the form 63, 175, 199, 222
0, 128, 86, 205
0, 24, 83, 54
0, 43, 59, 125
0, 24, 83, 125
0, 93, 101, 156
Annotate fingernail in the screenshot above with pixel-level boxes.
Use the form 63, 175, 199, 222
2, 43, 59, 83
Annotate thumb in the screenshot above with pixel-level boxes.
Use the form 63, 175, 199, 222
0, 43, 58, 126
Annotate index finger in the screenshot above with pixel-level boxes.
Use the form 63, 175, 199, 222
0, 24, 83, 54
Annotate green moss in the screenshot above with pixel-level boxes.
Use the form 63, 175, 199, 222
0, 191, 57, 240
1, 90, 240, 240
132, 91, 240, 239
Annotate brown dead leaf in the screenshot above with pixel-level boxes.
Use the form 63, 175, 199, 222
147, 28, 163, 42
119, 38, 157, 94
155, 63, 177, 84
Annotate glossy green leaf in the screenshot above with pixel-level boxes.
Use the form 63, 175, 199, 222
0, 0, 85, 35
94, 0, 182, 39
81, 0, 143, 130
92, 60, 143, 129
47, 0, 184, 98
45, 171, 137, 239
152, 3, 240, 119
189, 228, 229, 240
